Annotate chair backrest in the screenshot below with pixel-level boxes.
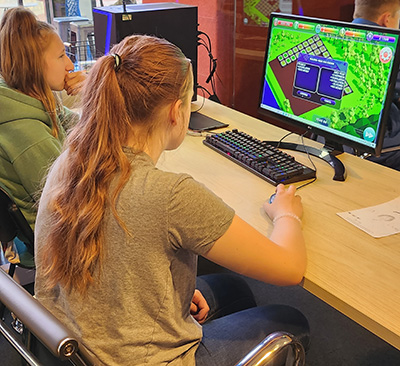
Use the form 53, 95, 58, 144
0, 183, 34, 254
0, 267, 95, 366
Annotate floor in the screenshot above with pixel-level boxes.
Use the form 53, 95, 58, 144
244, 278, 400, 366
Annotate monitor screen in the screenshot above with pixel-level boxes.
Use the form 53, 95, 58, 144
259, 13, 400, 156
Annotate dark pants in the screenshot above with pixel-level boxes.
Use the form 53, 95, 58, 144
195, 273, 310, 366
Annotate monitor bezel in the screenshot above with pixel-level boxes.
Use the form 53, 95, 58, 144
258, 12, 400, 156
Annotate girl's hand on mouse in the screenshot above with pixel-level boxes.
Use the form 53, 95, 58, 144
263, 184, 303, 221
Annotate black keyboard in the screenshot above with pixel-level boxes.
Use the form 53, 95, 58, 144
203, 129, 316, 186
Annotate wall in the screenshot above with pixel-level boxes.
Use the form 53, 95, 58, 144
293, 0, 355, 21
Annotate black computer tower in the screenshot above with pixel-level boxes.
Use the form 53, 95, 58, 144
93, 3, 198, 97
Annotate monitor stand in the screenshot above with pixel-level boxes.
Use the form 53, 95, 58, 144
264, 140, 347, 181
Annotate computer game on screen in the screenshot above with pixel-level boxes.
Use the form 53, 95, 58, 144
260, 14, 400, 154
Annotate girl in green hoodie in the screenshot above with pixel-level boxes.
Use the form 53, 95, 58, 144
0, 7, 85, 266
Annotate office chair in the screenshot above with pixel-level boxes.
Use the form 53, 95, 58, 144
0, 267, 94, 366
0, 182, 34, 278
0, 266, 305, 366
235, 331, 305, 366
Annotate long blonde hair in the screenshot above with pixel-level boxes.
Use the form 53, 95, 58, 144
40, 35, 192, 295
0, 7, 60, 137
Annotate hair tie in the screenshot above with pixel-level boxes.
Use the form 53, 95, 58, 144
112, 53, 122, 72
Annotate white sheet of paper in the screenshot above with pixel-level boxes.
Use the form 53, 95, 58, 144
337, 197, 400, 238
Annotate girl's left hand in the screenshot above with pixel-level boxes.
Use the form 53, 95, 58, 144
190, 289, 209, 324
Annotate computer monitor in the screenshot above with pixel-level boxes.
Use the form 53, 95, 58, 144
258, 13, 400, 181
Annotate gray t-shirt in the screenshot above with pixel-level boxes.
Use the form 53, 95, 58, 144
35, 151, 234, 366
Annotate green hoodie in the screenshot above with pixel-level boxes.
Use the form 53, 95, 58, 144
0, 77, 75, 231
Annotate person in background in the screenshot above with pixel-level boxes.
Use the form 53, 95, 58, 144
353, 0, 400, 170
34, 35, 309, 365
0, 7, 85, 265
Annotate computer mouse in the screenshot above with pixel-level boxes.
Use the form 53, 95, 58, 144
269, 193, 276, 204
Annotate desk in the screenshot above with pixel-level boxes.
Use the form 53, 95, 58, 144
157, 98, 400, 350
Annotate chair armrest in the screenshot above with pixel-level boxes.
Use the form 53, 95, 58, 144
235, 331, 305, 366
0, 267, 94, 365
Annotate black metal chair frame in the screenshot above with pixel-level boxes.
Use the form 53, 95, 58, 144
0, 183, 34, 278
0, 267, 94, 366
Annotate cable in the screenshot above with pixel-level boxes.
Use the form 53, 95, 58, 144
197, 30, 220, 103
277, 131, 318, 190
276, 132, 295, 148
191, 88, 207, 113
296, 133, 317, 190
197, 85, 211, 98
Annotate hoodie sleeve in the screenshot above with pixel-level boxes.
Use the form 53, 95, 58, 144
12, 134, 63, 201
0, 116, 65, 202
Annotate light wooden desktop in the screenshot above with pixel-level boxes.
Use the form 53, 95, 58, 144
157, 98, 400, 350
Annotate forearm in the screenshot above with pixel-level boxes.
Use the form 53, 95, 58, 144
205, 215, 306, 286
269, 217, 307, 280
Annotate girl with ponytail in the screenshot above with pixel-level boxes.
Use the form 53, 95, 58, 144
35, 35, 309, 366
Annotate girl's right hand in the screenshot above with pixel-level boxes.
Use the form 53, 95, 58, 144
263, 184, 303, 221
64, 71, 87, 96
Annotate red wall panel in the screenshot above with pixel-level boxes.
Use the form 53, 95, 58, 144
142, 0, 235, 106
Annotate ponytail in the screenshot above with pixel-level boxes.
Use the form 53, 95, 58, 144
40, 35, 191, 295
